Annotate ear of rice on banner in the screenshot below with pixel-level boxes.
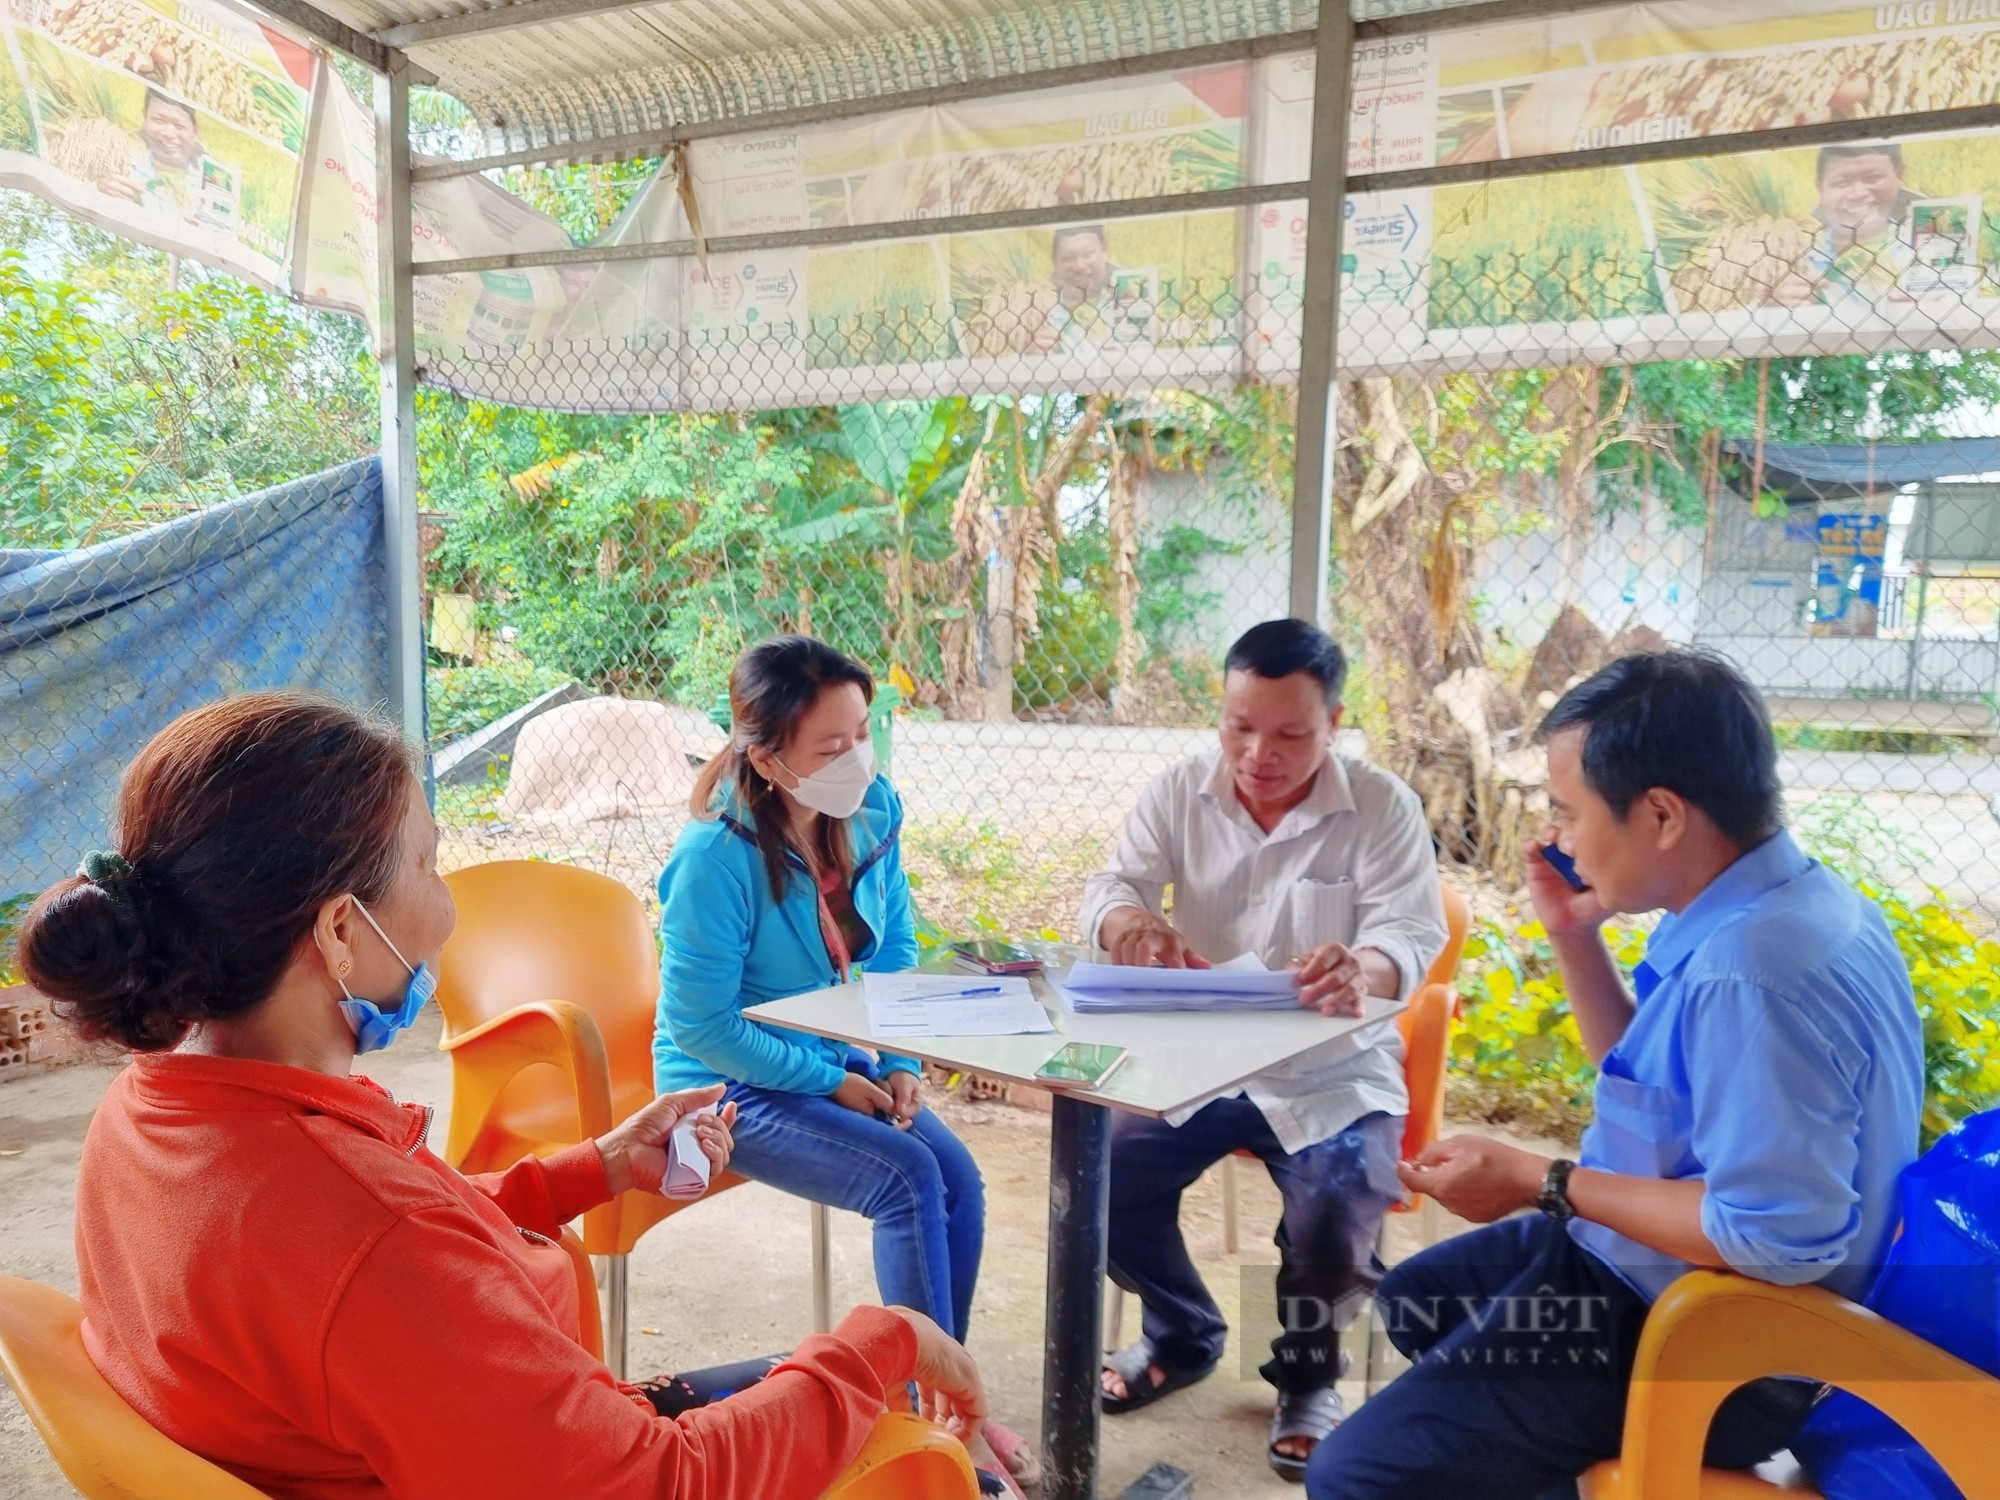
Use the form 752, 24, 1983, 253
1654, 158, 1815, 313
41, 70, 135, 183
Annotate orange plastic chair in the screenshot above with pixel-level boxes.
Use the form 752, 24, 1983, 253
0, 1252, 974, 1500
1579, 1270, 2000, 1500
0, 1276, 267, 1500
437, 859, 759, 1378
827, 1412, 981, 1500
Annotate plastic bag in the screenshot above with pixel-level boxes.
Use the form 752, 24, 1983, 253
1791, 1107, 2000, 1500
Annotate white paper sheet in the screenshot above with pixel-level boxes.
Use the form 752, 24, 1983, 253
860, 973, 1055, 1038
662, 1103, 718, 1199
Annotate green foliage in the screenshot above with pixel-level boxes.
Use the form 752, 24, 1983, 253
1772, 724, 1981, 756
1136, 523, 1232, 655
0, 249, 143, 544
434, 760, 511, 831
1599, 351, 2000, 526
1452, 912, 1648, 1134
426, 660, 572, 746
0, 192, 375, 547
0, 892, 36, 988
424, 404, 818, 696
1456, 797, 2000, 1143
1864, 884, 2000, 1145
1018, 520, 1118, 712
903, 816, 1102, 941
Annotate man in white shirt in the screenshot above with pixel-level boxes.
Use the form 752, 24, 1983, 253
1083, 618, 1447, 1480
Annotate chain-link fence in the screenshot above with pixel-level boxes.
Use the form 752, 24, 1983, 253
412, 233, 2000, 963
9, 192, 2000, 1125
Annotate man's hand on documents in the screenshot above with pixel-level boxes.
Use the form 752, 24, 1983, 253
1291, 942, 1367, 1017
1100, 905, 1211, 969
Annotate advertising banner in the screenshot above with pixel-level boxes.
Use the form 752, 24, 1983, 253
0, 0, 313, 288
284, 0, 2000, 410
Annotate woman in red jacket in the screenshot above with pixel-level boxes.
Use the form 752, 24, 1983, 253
17, 690, 985, 1500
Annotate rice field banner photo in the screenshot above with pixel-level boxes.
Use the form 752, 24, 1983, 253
396, 0, 2000, 409
1312, 0, 2000, 374
0, 0, 314, 289
397, 63, 1284, 411
1430, 1, 2000, 170
648, 63, 1264, 407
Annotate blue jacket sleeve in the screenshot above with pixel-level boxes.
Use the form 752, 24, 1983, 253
658, 837, 850, 1096
1688, 980, 1866, 1286
865, 789, 922, 1079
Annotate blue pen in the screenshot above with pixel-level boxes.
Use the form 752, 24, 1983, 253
946, 985, 1003, 997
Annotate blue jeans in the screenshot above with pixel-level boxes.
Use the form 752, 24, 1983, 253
1304, 1215, 1814, 1500
723, 1049, 985, 1341
1107, 1097, 1405, 1393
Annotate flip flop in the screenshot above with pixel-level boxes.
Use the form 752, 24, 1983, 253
1268, 1386, 1344, 1483
983, 1420, 1041, 1495
1100, 1338, 1216, 1416
966, 1428, 1029, 1499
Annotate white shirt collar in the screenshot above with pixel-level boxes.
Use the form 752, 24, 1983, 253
1200, 748, 1355, 833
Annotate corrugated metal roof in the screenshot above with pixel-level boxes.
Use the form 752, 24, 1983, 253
308, 0, 1533, 158
312, 0, 1318, 152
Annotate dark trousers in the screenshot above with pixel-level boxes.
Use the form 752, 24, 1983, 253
1106, 1097, 1404, 1394
639, 1354, 785, 1416
1305, 1215, 1817, 1500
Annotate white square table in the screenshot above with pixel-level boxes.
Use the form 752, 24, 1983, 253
748, 958, 1404, 1500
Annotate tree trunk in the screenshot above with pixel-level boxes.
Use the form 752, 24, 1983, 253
1108, 444, 1145, 724
940, 424, 997, 718
983, 550, 1017, 724
1545, 366, 1603, 605
1335, 377, 1446, 775
981, 396, 1107, 724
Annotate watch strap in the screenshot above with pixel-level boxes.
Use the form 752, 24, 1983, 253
1537, 1157, 1578, 1221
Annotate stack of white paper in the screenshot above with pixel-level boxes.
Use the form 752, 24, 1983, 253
1054, 956, 1302, 1013
662, 1104, 718, 1200
861, 973, 1055, 1038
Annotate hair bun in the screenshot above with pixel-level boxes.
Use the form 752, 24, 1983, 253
17, 877, 181, 1052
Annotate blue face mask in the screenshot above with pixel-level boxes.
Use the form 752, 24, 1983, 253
333, 898, 438, 1055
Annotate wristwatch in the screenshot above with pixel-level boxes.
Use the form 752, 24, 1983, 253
1536, 1158, 1578, 1221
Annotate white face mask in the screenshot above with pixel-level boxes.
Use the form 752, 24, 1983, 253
773, 738, 876, 819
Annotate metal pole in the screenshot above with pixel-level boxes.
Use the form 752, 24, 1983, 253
1288, 7, 1356, 625
1041, 1094, 1112, 1500
810, 1202, 834, 1334
414, 179, 1311, 278
375, 58, 426, 754
1907, 486, 1935, 702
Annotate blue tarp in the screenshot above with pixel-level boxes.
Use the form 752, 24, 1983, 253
1722, 438, 2000, 496
0, 459, 394, 898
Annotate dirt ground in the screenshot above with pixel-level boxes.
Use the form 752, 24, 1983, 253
0, 1009, 1569, 1500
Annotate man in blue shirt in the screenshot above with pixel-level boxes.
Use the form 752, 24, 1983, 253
1307, 650, 1923, 1500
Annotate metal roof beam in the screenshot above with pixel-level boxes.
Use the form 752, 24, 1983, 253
248, 0, 434, 81
411, 29, 1316, 180
1355, 0, 1633, 41
413, 178, 1312, 275
383, 0, 1629, 51
373, 0, 664, 50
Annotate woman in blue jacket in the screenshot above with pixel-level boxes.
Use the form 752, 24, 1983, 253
655, 635, 987, 1353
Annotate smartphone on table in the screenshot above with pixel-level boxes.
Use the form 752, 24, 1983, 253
951, 937, 1043, 975
1034, 1042, 1130, 1090
1539, 844, 1590, 892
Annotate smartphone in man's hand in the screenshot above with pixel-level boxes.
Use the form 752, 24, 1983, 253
1539, 844, 1590, 892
